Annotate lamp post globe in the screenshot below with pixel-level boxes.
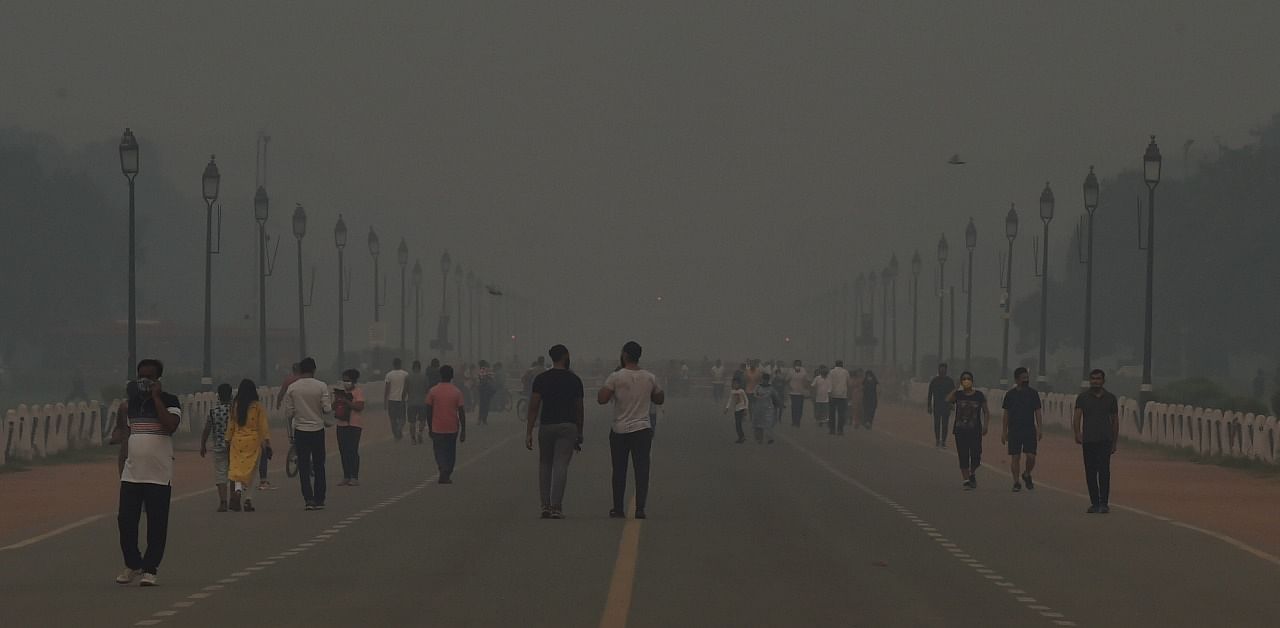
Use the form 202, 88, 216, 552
292, 203, 307, 239
1005, 204, 1019, 241
119, 128, 139, 178
254, 185, 270, 223
368, 227, 380, 258
397, 239, 408, 267
1039, 182, 1055, 222
1083, 166, 1100, 212
202, 155, 220, 203
1144, 135, 1163, 188
334, 215, 347, 249
965, 218, 977, 250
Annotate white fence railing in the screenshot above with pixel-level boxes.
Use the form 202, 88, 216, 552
1, 381, 380, 467
906, 382, 1279, 464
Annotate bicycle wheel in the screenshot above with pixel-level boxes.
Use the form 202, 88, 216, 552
285, 445, 299, 478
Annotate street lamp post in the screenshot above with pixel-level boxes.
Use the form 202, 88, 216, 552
866, 273, 876, 364
888, 254, 899, 369
412, 260, 422, 360
398, 239, 408, 356
292, 204, 308, 357
335, 215, 348, 370
1000, 204, 1019, 386
911, 251, 921, 379
455, 264, 464, 358
1080, 166, 1100, 388
1141, 136, 1163, 413
254, 185, 270, 382
201, 155, 221, 388
880, 268, 889, 366
936, 235, 948, 368
118, 129, 139, 377
369, 228, 381, 323
1037, 182, 1055, 388
468, 271, 478, 359
964, 219, 977, 370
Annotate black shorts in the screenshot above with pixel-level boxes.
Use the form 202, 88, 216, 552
1007, 431, 1038, 456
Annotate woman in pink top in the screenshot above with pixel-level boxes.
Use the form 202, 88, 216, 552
335, 368, 367, 486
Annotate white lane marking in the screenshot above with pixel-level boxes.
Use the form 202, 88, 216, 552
187, 593, 211, 599
230, 571, 251, 577
152, 610, 178, 617
171, 602, 195, 608
135, 621, 162, 626
783, 433, 1075, 627
204, 585, 225, 590
877, 419, 1280, 569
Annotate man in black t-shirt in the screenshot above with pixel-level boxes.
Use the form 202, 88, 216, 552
1001, 367, 1043, 492
1073, 369, 1119, 514
525, 344, 585, 519
927, 364, 956, 448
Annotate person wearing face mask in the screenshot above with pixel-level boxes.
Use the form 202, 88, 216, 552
335, 369, 367, 487
946, 371, 989, 490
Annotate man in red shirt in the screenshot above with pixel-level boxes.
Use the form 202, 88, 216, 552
425, 365, 467, 484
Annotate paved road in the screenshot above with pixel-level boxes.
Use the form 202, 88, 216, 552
3, 398, 1278, 627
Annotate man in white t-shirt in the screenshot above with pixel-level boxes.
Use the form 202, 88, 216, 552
710, 360, 725, 405
384, 358, 410, 442
114, 359, 182, 587
828, 360, 851, 435
598, 341, 665, 520
786, 360, 809, 427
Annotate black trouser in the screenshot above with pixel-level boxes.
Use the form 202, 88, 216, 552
337, 425, 362, 480
118, 481, 172, 574
609, 429, 653, 512
478, 391, 492, 425
828, 398, 849, 434
294, 428, 327, 504
1082, 441, 1113, 505
432, 431, 458, 476
933, 408, 951, 444
258, 443, 269, 480
387, 401, 406, 440
733, 409, 746, 441
955, 431, 982, 471
790, 395, 805, 426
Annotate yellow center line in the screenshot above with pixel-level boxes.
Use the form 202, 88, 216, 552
598, 496, 642, 628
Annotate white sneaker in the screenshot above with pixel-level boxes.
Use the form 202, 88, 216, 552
115, 568, 141, 584
140, 572, 158, 587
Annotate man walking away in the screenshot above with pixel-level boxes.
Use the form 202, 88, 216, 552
711, 360, 726, 404
426, 365, 467, 484
281, 357, 333, 510
384, 358, 409, 442
1073, 369, 1119, 513
1002, 367, 1043, 492
827, 360, 850, 435
812, 366, 830, 426
199, 383, 233, 512
725, 377, 749, 443
405, 360, 430, 445
598, 341, 664, 520
787, 360, 808, 427
525, 344, 584, 519
928, 363, 956, 447
115, 359, 182, 586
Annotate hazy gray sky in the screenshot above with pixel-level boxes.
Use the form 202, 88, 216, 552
5, 1, 1279, 365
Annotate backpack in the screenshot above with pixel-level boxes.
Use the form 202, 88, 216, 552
333, 392, 353, 422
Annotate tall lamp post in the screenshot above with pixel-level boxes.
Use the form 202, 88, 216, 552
866, 272, 877, 364
880, 267, 889, 366
964, 219, 977, 370
455, 264, 464, 357
118, 129, 140, 377
412, 259, 422, 360
468, 271, 478, 358
254, 185, 270, 382
292, 204, 308, 357
201, 155, 221, 388
1140, 136, 1162, 412
397, 238, 408, 356
888, 254, 899, 369
911, 251, 921, 378
439, 251, 452, 357
1000, 204, 1019, 386
369, 228, 381, 323
1037, 182, 1055, 388
335, 215, 348, 369
1080, 166, 1100, 388
936, 235, 948, 367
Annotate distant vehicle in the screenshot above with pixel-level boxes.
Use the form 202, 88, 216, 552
947, 154, 966, 165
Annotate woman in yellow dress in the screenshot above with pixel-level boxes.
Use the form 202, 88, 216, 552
225, 379, 271, 512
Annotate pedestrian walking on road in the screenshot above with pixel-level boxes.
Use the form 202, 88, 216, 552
265, 363, 302, 492
405, 360, 431, 444
598, 341, 664, 519
711, 360, 726, 405
1073, 369, 1119, 514
281, 357, 333, 511
426, 365, 467, 483
849, 368, 865, 430
947, 371, 988, 490
1001, 367, 1043, 492
861, 370, 879, 430
335, 369, 367, 486
787, 360, 808, 427
226, 379, 271, 512
525, 344, 585, 519
725, 376, 749, 443
115, 359, 182, 587
927, 364, 956, 447
476, 360, 496, 425
827, 361, 851, 435
751, 371, 781, 444
770, 366, 787, 427
384, 358, 409, 442
199, 383, 233, 512
812, 366, 830, 426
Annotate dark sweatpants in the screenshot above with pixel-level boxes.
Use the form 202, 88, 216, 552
1082, 441, 1113, 506
955, 430, 982, 471
118, 481, 172, 574
933, 408, 952, 445
790, 395, 805, 426
294, 428, 327, 505
609, 429, 653, 512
